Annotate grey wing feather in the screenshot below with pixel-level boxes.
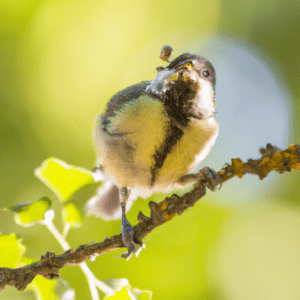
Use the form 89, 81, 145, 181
99, 81, 152, 136
104, 81, 151, 118
86, 180, 137, 220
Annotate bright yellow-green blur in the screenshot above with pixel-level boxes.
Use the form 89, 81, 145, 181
1, 0, 300, 299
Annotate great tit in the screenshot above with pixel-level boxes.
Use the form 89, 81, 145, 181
86, 47, 219, 257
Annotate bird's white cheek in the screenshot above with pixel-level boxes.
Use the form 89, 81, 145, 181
195, 78, 215, 114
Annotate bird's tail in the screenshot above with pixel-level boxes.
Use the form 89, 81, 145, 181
86, 180, 136, 220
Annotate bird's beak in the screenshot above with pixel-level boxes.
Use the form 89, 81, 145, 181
145, 68, 178, 97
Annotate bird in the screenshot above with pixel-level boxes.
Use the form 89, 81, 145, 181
86, 47, 219, 258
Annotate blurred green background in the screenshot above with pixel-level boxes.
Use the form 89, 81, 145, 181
1, 0, 300, 299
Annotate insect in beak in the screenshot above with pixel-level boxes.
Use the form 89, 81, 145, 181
145, 68, 178, 97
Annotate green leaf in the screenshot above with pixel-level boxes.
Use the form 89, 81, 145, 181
31, 276, 76, 300
35, 158, 95, 202
6, 197, 52, 226
131, 288, 152, 300
0, 233, 25, 268
103, 279, 152, 300
31, 275, 59, 300
18, 256, 33, 266
62, 202, 83, 228
54, 278, 75, 300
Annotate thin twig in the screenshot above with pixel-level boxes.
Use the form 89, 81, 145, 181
62, 224, 71, 239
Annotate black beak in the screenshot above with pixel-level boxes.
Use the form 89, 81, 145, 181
145, 68, 177, 97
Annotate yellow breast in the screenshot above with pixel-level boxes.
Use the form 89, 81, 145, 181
154, 116, 219, 191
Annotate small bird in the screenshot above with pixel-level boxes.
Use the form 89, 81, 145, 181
86, 47, 219, 258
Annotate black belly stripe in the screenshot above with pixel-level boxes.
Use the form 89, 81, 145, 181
150, 124, 183, 185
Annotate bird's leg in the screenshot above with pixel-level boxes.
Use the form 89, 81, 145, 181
120, 187, 141, 260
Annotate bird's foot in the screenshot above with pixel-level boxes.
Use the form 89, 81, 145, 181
197, 167, 222, 191
178, 167, 222, 190
120, 204, 144, 260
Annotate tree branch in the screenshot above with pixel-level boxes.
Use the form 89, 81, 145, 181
1, 144, 299, 292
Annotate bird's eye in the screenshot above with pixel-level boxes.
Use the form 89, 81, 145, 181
202, 70, 210, 78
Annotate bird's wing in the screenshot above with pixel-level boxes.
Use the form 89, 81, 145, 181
100, 81, 154, 136
93, 81, 169, 189
99, 81, 169, 139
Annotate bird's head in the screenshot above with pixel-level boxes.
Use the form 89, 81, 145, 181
146, 53, 216, 126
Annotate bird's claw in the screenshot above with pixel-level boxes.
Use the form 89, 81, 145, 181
120, 241, 145, 260
198, 167, 222, 191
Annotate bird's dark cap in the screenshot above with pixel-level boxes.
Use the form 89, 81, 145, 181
166, 53, 216, 86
